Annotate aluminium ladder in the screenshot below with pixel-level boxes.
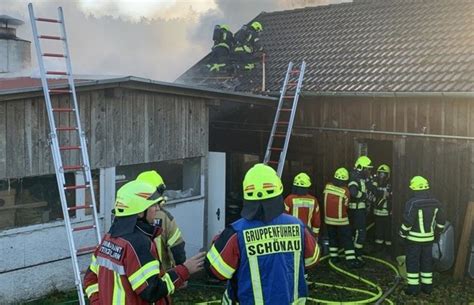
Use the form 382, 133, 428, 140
263, 61, 306, 177
28, 4, 101, 305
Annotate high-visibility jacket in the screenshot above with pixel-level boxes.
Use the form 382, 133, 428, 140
154, 208, 186, 271
373, 183, 392, 216
348, 171, 368, 210
205, 214, 320, 305
399, 191, 446, 243
284, 194, 321, 235
323, 183, 350, 226
84, 221, 189, 305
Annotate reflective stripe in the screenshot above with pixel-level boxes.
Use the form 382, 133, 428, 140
312, 227, 319, 234
407, 273, 419, 285
162, 273, 175, 295
85, 283, 98, 298
325, 217, 349, 225
374, 209, 389, 216
418, 210, 425, 234
305, 243, 320, 266
431, 208, 438, 233
401, 223, 412, 231
344, 249, 355, 260
128, 260, 160, 291
385, 241, 392, 245
168, 228, 182, 247
248, 255, 264, 303
285, 204, 290, 212
375, 239, 383, 244
113, 271, 125, 305
206, 245, 235, 279
156, 235, 163, 261
407, 235, 434, 242
214, 42, 229, 49
349, 202, 366, 209
292, 297, 307, 304
293, 249, 300, 302
96, 256, 126, 275
421, 272, 433, 284
90, 255, 99, 274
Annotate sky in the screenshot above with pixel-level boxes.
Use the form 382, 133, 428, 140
1, 0, 349, 82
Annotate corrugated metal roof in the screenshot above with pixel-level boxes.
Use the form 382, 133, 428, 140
177, 0, 474, 94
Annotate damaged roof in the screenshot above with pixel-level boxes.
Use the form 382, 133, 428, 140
177, 0, 474, 93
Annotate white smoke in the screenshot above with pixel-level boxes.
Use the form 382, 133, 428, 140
1, 0, 349, 82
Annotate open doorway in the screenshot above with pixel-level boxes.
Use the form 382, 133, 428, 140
355, 139, 393, 170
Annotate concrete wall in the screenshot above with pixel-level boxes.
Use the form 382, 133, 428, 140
0, 39, 31, 73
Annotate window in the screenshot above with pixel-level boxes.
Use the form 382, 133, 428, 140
0, 171, 100, 231
116, 158, 202, 202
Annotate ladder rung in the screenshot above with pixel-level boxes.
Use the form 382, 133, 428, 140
287, 82, 298, 86
73, 225, 96, 232
280, 108, 292, 112
53, 108, 75, 112
270, 147, 283, 151
47, 71, 68, 75
283, 96, 294, 99
39, 35, 62, 40
63, 165, 83, 171
36, 17, 61, 23
60, 146, 81, 151
77, 246, 97, 255
273, 133, 286, 138
64, 184, 89, 190
43, 53, 66, 58
291, 69, 300, 74
68, 204, 93, 211
277, 121, 289, 125
49, 89, 71, 94
268, 161, 279, 164
56, 126, 77, 131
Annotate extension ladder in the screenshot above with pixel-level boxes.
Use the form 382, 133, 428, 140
28, 4, 101, 305
263, 61, 306, 177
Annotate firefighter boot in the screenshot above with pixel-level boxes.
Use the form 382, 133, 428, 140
421, 284, 433, 295
404, 285, 420, 296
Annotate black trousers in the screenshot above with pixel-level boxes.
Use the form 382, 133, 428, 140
406, 241, 433, 290
348, 208, 366, 256
327, 224, 356, 261
374, 215, 392, 246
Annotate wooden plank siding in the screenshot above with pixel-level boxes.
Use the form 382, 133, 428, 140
0, 87, 208, 179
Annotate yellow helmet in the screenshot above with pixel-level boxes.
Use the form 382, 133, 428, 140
409, 176, 429, 191
220, 24, 230, 32
334, 168, 349, 181
355, 156, 373, 170
377, 164, 391, 174
114, 180, 162, 217
251, 21, 263, 32
293, 172, 311, 188
136, 170, 166, 196
243, 163, 283, 200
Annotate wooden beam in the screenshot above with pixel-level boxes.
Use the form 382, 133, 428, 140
453, 201, 474, 279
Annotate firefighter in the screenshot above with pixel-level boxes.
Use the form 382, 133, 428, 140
207, 24, 234, 73
324, 168, 362, 268
232, 21, 263, 72
84, 180, 205, 305
205, 163, 320, 304
399, 176, 446, 296
284, 172, 321, 238
373, 164, 392, 252
348, 155, 373, 262
136, 170, 186, 271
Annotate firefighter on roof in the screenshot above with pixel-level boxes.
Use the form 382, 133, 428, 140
205, 163, 320, 304
84, 180, 204, 305
207, 24, 234, 73
399, 176, 446, 296
232, 21, 263, 72
136, 170, 186, 271
284, 172, 321, 238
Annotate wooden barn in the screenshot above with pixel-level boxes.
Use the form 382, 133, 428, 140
0, 76, 272, 303
178, 0, 474, 261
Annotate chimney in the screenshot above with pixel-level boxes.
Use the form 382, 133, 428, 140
0, 15, 31, 74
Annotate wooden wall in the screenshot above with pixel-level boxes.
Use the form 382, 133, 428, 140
0, 87, 209, 179
210, 94, 474, 251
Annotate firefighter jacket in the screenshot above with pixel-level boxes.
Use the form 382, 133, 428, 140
399, 191, 446, 243
373, 182, 392, 216
154, 208, 186, 271
84, 220, 189, 305
213, 26, 234, 50
284, 193, 321, 235
323, 183, 350, 226
234, 26, 262, 54
205, 214, 320, 305
348, 170, 368, 210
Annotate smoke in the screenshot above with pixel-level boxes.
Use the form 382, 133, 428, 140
1, 0, 348, 82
